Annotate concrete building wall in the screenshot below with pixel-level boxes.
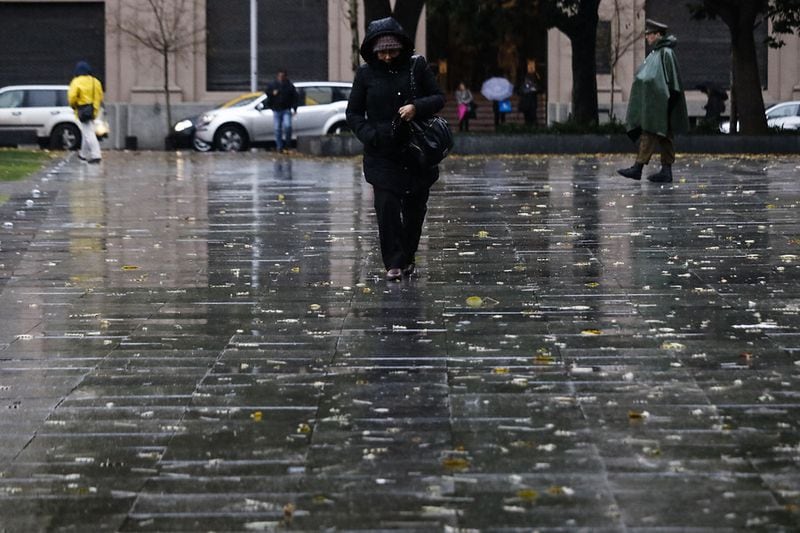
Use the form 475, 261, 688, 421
3, 0, 424, 105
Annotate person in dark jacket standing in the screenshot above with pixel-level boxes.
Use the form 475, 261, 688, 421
618, 19, 689, 183
266, 69, 299, 152
346, 17, 445, 281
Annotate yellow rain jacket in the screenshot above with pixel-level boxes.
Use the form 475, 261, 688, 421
68, 75, 104, 120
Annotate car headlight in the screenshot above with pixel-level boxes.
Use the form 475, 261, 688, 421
174, 119, 193, 132
199, 113, 216, 126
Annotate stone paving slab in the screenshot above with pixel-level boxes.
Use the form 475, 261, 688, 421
0, 151, 798, 531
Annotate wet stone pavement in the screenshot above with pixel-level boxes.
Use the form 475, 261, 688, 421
0, 151, 799, 532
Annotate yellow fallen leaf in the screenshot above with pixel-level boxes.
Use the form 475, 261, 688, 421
309, 304, 321, 311
660, 341, 686, 351
476, 230, 490, 238
585, 282, 600, 288
291, 266, 301, 273
297, 423, 311, 434
121, 265, 139, 271
517, 489, 539, 502
466, 296, 483, 308
492, 367, 510, 374
581, 329, 602, 336
250, 411, 263, 422
442, 457, 470, 471
277, 194, 286, 201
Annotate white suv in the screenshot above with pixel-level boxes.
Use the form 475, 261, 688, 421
0, 85, 108, 150
193, 82, 352, 151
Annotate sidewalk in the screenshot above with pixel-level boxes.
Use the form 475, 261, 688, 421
0, 151, 798, 531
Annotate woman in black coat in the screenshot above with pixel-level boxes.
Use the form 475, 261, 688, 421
346, 17, 445, 281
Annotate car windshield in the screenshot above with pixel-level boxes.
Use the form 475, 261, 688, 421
766, 103, 799, 119
217, 92, 263, 109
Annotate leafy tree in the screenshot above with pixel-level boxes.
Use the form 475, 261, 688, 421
111, 0, 204, 135
539, 0, 602, 126
689, 0, 800, 134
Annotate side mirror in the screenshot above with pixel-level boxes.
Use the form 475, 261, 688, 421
256, 102, 265, 111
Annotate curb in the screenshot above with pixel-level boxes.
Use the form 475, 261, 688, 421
297, 134, 800, 157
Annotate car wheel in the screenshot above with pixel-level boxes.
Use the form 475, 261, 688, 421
193, 136, 212, 152
327, 122, 350, 135
214, 124, 249, 152
50, 123, 81, 150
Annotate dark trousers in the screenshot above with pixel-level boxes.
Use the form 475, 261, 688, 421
373, 186, 430, 270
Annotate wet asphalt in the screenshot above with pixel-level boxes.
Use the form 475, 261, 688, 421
0, 150, 799, 531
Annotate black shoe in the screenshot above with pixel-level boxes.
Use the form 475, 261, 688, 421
385, 268, 402, 281
647, 165, 673, 183
402, 263, 415, 277
617, 163, 644, 180
88, 158, 102, 164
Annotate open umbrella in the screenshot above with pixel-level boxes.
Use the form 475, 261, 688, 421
481, 77, 514, 101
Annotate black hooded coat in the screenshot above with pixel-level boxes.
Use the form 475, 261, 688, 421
346, 17, 445, 193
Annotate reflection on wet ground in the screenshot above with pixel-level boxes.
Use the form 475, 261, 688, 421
0, 151, 798, 530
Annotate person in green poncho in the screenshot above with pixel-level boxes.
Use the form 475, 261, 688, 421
618, 19, 689, 183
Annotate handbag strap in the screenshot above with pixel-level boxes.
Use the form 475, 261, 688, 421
409, 55, 419, 100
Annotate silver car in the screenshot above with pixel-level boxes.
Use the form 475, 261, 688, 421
0, 84, 109, 150
193, 82, 352, 151
720, 100, 800, 133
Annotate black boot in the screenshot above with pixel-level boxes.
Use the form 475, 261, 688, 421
617, 162, 643, 180
647, 164, 673, 183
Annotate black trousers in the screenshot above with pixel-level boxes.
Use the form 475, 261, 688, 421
373, 186, 430, 270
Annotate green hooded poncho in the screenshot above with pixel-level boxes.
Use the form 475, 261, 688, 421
625, 35, 689, 140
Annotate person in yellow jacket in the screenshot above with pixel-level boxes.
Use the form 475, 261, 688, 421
68, 61, 104, 163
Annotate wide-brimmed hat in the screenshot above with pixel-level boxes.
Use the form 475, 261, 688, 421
645, 18, 668, 34
372, 35, 403, 52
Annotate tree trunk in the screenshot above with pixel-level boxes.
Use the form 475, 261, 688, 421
729, 11, 768, 134
363, 0, 391, 27
568, 29, 599, 125
549, 0, 600, 126
393, 0, 426, 43
349, 0, 360, 72
164, 50, 172, 136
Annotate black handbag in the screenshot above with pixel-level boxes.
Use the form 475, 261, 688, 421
76, 77, 96, 123
404, 56, 453, 168
77, 103, 94, 122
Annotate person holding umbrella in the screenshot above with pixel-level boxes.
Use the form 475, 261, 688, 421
481, 76, 514, 131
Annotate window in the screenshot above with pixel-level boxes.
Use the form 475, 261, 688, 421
301, 86, 333, 106
0, 90, 24, 108
333, 87, 351, 102
767, 104, 799, 119
25, 90, 59, 107
206, 0, 329, 92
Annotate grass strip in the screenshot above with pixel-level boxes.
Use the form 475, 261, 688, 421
0, 149, 55, 182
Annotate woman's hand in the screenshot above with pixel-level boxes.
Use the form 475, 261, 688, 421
398, 104, 416, 122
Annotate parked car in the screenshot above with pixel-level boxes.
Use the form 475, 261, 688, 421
193, 82, 352, 151
170, 92, 263, 152
0, 85, 109, 150
720, 101, 800, 133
